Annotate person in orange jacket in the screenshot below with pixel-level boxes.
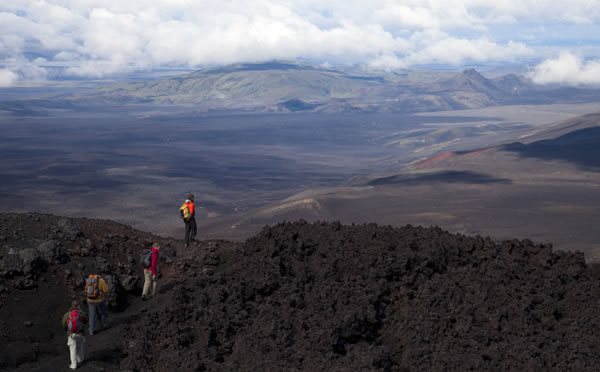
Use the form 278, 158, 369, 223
180, 193, 197, 247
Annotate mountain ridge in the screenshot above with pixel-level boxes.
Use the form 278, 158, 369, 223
88, 62, 600, 113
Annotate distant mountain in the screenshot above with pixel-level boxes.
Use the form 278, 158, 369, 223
100, 62, 386, 112
492, 73, 533, 95
66, 62, 600, 113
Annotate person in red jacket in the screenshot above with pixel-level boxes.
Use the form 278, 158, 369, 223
179, 193, 197, 247
142, 243, 160, 300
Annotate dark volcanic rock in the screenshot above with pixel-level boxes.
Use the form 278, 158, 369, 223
119, 221, 600, 371
120, 275, 140, 292
36, 240, 66, 263
3, 213, 600, 371
13, 279, 37, 290
17, 248, 46, 274
57, 218, 83, 240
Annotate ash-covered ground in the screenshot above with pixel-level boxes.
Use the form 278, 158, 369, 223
1, 213, 600, 371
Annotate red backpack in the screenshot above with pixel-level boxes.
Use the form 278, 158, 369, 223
67, 309, 80, 333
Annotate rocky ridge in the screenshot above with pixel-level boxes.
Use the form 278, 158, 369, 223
1, 213, 600, 371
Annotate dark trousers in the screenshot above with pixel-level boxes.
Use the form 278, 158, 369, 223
184, 218, 197, 245
88, 300, 107, 335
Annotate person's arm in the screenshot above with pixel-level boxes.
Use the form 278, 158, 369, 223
189, 202, 195, 217
100, 277, 109, 294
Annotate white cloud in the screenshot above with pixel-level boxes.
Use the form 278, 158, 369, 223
374, 5, 440, 30
368, 55, 407, 71
406, 36, 533, 65
0, 68, 18, 87
530, 51, 600, 86
0, 56, 49, 86
0, 0, 599, 81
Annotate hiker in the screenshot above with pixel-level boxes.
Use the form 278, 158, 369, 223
61, 300, 87, 370
142, 243, 160, 300
180, 193, 197, 247
84, 272, 109, 335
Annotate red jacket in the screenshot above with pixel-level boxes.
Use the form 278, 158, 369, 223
150, 246, 159, 276
180, 200, 195, 220
186, 201, 195, 218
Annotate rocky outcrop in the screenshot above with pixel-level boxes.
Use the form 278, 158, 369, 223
120, 221, 600, 371
56, 218, 83, 240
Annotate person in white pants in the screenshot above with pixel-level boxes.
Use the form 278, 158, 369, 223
62, 301, 86, 370
142, 244, 160, 300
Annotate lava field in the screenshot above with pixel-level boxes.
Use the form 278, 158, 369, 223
1, 213, 600, 371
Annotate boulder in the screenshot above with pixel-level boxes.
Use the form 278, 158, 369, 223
102, 274, 125, 310
57, 218, 83, 240
36, 240, 66, 263
18, 248, 46, 274
120, 275, 140, 292
1, 249, 23, 274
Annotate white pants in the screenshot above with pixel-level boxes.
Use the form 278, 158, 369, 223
67, 333, 85, 369
142, 268, 157, 297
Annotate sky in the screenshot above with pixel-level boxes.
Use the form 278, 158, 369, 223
1, 0, 600, 87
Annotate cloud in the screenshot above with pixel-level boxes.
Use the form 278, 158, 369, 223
530, 51, 600, 86
368, 55, 407, 71
0, 0, 600, 82
0, 56, 48, 86
373, 5, 440, 30
0, 68, 18, 87
405, 35, 533, 65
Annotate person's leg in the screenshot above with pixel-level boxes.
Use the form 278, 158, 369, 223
88, 303, 97, 335
142, 269, 151, 298
184, 221, 191, 245
151, 276, 157, 296
77, 334, 85, 363
67, 334, 77, 369
98, 300, 108, 328
190, 218, 197, 241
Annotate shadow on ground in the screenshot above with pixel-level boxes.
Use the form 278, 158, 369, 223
504, 126, 600, 170
367, 170, 512, 186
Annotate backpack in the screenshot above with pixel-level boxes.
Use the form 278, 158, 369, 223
67, 309, 80, 333
141, 250, 152, 268
85, 275, 100, 299
180, 203, 191, 220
